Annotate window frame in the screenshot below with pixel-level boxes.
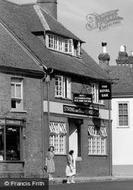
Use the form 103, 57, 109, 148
0, 120, 23, 162
49, 121, 67, 155
11, 78, 23, 111
88, 126, 107, 156
91, 83, 104, 104
46, 33, 80, 57
117, 101, 129, 128
55, 75, 71, 99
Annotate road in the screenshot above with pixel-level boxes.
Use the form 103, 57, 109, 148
49, 180, 133, 190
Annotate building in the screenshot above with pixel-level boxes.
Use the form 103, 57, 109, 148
110, 45, 133, 176
0, 0, 112, 177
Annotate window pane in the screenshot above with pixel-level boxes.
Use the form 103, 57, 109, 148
6, 126, 20, 160
11, 84, 15, 98
88, 127, 106, 155
0, 126, 4, 160
119, 103, 128, 126
11, 100, 16, 108
16, 84, 21, 98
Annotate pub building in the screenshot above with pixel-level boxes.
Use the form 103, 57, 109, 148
0, 0, 112, 177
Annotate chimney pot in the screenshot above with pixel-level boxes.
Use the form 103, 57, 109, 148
120, 45, 126, 52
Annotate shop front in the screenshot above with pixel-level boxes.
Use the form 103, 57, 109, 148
44, 98, 111, 177
0, 118, 25, 177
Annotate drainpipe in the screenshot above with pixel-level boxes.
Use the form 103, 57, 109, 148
45, 68, 54, 142
41, 67, 53, 176
41, 68, 47, 177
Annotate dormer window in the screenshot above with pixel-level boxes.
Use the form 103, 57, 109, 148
46, 33, 81, 57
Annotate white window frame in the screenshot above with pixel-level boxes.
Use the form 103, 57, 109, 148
91, 83, 103, 104
49, 122, 67, 155
55, 75, 71, 99
11, 78, 23, 111
46, 34, 81, 56
117, 101, 129, 128
88, 126, 107, 155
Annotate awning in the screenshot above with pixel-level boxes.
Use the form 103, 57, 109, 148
49, 121, 67, 134
88, 125, 107, 138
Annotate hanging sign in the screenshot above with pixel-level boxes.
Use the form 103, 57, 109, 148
99, 82, 112, 100
73, 93, 92, 104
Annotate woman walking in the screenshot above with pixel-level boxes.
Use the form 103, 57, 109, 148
65, 150, 76, 184
45, 146, 55, 181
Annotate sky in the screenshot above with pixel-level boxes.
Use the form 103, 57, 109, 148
8, 0, 133, 65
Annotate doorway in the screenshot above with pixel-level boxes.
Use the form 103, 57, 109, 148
68, 118, 82, 170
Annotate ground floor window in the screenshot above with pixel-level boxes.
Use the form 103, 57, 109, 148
0, 119, 23, 161
49, 121, 67, 155
88, 125, 107, 155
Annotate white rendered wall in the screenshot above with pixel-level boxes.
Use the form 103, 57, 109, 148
112, 97, 133, 165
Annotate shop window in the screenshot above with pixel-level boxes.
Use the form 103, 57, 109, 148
88, 126, 107, 155
49, 122, 67, 155
118, 102, 129, 127
55, 76, 71, 99
0, 124, 22, 161
11, 78, 23, 110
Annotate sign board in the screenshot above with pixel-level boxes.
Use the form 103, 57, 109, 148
99, 82, 112, 100
73, 93, 92, 104
63, 105, 99, 117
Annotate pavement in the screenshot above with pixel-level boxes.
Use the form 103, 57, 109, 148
51, 175, 133, 185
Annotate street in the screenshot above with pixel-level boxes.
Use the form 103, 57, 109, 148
50, 180, 133, 190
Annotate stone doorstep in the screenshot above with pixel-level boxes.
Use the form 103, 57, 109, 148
50, 176, 133, 184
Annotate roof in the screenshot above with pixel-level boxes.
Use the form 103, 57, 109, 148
110, 65, 133, 97
0, 0, 110, 82
40, 7, 83, 42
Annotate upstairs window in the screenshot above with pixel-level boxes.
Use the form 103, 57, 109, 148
55, 76, 71, 99
11, 78, 23, 110
47, 34, 80, 56
73, 40, 81, 57
118, 102, 129, 127
91, 83, 103, 104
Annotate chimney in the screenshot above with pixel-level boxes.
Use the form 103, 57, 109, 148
37, 0, 57, 19
116, 45, 128, 66
98, 42, 110, 72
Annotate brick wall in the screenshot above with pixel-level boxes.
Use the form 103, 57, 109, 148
0, 72, 44, 177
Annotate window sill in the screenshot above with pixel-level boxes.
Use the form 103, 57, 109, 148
0, 160, 25, 165
55, 97, 72, 101
55, 153, 67, 156
88, 154, 107, 157
10, 109, 27, 113
48, 48, 82, 59
117, 126, 129, 128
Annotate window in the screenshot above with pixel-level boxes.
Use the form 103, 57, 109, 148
55, 76, 71, 99
118, 102, 129, 127
47, 34, 81, 56
73, 40, 81, 56
49, 122, 67, 155
91, 83, 103, 104
11, 78, 23, 110
0, 120, 23, 161
88, 126, 107, 155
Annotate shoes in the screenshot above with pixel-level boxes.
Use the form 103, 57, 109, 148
67, 181, 70, 184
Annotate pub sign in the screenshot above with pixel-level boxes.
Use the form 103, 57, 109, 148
99, 82, 112, 100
